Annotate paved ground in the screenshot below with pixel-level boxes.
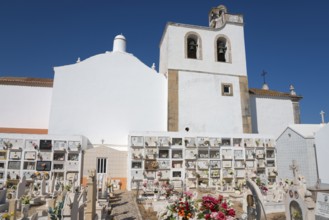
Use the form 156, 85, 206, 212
109, 190, 142, 220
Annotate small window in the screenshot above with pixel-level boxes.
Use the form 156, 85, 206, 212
97, 157, 107, 174
222, 83, 233, 96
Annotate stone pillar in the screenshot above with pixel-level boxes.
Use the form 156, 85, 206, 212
85, 170, 97, 220
8, 199, 17, 220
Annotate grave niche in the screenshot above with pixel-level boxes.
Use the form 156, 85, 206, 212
290, 200, 303, 220
36, 161, 51, 171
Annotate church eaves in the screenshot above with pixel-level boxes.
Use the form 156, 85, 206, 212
0, 77, 53, 88
249, 88, 302, 101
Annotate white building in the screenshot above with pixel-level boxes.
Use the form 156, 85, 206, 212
314, 123, 329, 184
0, 77, 52, 133
276, 124, 322, 187
48, 35, 168, 146
249, 85, 302, 137
160, 5, 251, 134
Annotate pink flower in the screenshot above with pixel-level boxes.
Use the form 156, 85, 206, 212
216, 211, 226, 220
184, 191, 193, 198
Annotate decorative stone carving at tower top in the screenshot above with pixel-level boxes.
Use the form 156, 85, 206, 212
209, 5, 243, 29
209, 5, 227, 28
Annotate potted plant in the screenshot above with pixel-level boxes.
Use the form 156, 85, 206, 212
21, 194, 31, 205
0, 212, 14, 220
21, 194, 31, 218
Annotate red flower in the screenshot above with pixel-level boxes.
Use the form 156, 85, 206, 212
221, 202, 228, 210
218, 195, 223, 203
227, 208, 235, 217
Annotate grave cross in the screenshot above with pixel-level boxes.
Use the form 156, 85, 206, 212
320, 110, 325, 124
261, 70, 267, 84
289, 160, 299, 185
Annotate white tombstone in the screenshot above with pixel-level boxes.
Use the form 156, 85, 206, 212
284, 161, 316, 220
48, 175, 55, 194
40, 178, 47, 196
16, 176, 27, 200
101, 174, 107, 199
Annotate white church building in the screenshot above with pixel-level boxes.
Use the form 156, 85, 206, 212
0, 5, 302, 189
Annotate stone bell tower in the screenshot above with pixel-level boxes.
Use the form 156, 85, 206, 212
159, 5, 252, 134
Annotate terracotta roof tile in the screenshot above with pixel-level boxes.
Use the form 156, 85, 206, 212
0, 77, 53, 88
249, 88, 302, 101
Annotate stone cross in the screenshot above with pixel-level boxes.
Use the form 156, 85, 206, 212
290, 160, 299, 185
320, 110, 325, 124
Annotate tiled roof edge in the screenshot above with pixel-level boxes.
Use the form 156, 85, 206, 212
249, 88, 302, 101
0, 77, 53, 88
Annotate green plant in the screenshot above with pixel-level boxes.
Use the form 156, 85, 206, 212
21, 194, 31, 205
64, 184, 71, 191
0, 212, 14, 220
292, 210, 302, 219
48, 201, 64, 220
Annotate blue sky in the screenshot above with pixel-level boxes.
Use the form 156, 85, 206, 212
0, 0, 328, 124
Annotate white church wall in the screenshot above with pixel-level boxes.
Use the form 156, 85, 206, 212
49, 51, 167, 146
276, 128, 317, 187
178, 71, 243, 133
315, 124, 329, 183
0, 85, 52, 129
160, 23, 247, 76
250, 96, 295, 138
159, 31, 169, 75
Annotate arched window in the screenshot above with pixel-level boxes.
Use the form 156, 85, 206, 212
187, 37, 198, 59
185, 33, 202, 60
217, 38, 227, 62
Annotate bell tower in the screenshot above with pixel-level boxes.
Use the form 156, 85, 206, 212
159, 5, 252, 134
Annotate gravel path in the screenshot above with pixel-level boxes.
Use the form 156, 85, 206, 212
109, 190, 142, 220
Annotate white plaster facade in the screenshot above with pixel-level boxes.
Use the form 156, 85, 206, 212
250, 96, 295, 138
314, 123, 329, 184
0, 85, 52, 129
159, 22, 247, 76
276, 125, 322, 187
178, 71, 243, 133
48, 43, 168, 146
